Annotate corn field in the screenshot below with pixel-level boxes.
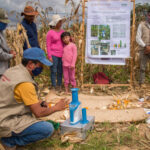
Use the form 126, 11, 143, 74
5, 1, 150, 87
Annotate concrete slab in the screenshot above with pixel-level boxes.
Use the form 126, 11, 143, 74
60, 116, 95, 140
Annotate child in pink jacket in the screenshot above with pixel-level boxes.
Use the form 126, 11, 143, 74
61, 32, 77, 93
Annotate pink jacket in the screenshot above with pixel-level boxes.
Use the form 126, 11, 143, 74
62, 42, 77, 67
46, 29, 64, 59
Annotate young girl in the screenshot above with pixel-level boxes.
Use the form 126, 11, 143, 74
61, 32, 77, 93
46, 15, 65, 90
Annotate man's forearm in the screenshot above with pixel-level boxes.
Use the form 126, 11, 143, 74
36, 105, 59, 118
30, 99, 68, 118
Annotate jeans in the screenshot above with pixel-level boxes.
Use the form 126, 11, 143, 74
50, 55, 63, 87
1, 121, 54, 147
139, 50, 150, 84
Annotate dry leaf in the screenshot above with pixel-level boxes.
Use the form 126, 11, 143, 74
61, 131, 83, 143
65, 0, 69, 5
42, 88, 50, 94
74, 3, 80, 15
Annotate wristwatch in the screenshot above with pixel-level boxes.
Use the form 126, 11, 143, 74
40, 101, 47, 107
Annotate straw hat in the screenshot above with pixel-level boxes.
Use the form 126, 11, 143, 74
0, 8, 10, 24
21, 6, 39, 16
49, 14, 65, 26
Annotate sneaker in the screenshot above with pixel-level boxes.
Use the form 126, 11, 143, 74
50, 86, 56, 91
56, 86, 62, 92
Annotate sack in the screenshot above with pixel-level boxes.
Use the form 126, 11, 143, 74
93, 72, 110, 84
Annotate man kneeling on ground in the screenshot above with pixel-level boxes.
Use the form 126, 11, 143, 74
0, 47, 69, 150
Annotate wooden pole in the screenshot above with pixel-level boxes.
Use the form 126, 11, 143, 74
81, 0, 85, 88
130, 0, 135, 86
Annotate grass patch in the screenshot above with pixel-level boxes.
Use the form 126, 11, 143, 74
23, 122, 148, 150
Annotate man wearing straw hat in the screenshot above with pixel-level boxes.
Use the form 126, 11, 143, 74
136, 8, 150, 86
21, 6, 40, 50
0, 8, 16, 78
0, 47, 69, 150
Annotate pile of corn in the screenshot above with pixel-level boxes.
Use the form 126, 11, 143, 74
107, 99, 130, 110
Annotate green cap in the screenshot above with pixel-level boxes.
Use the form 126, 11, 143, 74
0, 8, 10, 24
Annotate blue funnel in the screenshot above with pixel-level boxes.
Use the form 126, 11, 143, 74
71, 88, 80, 105
69, 104, 78, 123
69, 88, 81, 125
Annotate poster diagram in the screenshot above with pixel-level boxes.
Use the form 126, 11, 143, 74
113, 24, 126, 38
86, 0, 131, 60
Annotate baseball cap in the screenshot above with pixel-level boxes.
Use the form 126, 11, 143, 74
23, 47, 53, 66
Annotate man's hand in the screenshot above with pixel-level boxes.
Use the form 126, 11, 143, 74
10, 50, 16, 58
144, 46, 150, 55
55, 98, 70, 111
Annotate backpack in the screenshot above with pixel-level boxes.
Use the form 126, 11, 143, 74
93, 72, 111, 84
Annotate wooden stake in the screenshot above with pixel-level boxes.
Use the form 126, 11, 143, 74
81, 0, 86, 88
82, 84, 131, 88
130, 0, 135, 86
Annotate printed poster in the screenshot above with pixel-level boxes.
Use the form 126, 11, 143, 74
86, 0, 131, 60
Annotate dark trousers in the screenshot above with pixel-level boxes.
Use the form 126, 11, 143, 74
50, 55, 63, 87
139, 50, 150, 84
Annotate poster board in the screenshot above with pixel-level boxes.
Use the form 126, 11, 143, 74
85, 0, 131, 65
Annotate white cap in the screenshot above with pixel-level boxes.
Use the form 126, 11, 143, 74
48, 14, 65, 26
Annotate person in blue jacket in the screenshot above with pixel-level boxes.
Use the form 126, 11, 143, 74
21, 6, 40, 50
